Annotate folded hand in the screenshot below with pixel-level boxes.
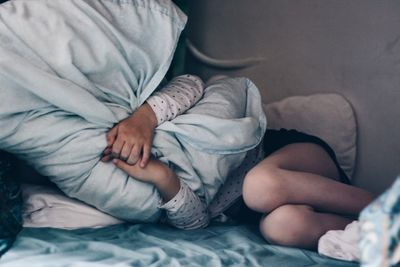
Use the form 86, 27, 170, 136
101, 103, 157, 168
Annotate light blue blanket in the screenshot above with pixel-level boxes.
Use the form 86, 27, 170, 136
0, 0, 266, 222
0, 223, 357, 267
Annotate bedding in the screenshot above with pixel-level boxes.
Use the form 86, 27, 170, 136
0, 0, 266, 222
318, 221, 360, 262
22, 184, 123, 229
0, 223, 358, 267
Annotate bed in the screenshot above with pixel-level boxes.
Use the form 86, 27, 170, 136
1, 0, 399, 266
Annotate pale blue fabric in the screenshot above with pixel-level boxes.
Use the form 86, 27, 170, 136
0, 223, 357, 267
0, 0, 266, 222
153, 77, 267, 205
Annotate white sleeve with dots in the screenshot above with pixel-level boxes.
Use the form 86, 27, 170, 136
159, 181, 210, 230
146, 75, 205, 125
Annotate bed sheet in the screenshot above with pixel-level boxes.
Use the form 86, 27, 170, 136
0, 223, 357, 267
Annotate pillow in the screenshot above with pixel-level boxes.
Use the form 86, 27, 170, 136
264, 94, 357, 178
0, 0, 187, 222
22, 184, 123, 229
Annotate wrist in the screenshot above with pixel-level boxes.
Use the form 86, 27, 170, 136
151, 166, 174, 186
152, 168, 180, 202
142, 103, 158, 128
131, 103, 158, 128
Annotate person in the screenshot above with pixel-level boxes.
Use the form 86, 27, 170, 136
105, 75, 375, 250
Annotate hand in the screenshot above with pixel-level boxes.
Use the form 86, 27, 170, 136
102, 103, 157, 167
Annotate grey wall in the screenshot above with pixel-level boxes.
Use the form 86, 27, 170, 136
186, 0, 400, 194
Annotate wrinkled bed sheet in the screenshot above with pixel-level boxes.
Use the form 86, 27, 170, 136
0, 223, 357, 267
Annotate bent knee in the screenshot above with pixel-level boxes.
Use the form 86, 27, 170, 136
242, 164, 288, 213
259, 205, 314, 247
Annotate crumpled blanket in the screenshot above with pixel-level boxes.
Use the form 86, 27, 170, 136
0, 0, 266, 222
318, 221, 360, 262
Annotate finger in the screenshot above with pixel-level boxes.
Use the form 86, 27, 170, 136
120, 143, 132, 161
111, 140, 124, 159
127, 145, 141, 165
102, 147, 112, 156
113, 158, 136, 174
106, 127, 118, 146
101, 154, 112, 162
140, 144, 151, 168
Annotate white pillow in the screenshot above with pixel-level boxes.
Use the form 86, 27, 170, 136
22, 184, 124, 229
264, 93, 356, 178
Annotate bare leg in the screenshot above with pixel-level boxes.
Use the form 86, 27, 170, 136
259, 205, 352, 250
243, 143, 374, 215
242, 143, 374, 249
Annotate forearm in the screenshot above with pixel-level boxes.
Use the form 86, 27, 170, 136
146, 74, 204, 125
136, 162, 210, 229
113, 156, 210, 230
151, 166, 181, 202
151, 160, 210, 229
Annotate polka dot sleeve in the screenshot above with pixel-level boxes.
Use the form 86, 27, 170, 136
146, 75, 205, 125
159, 181, 210, 230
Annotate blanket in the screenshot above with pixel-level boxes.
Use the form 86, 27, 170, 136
0, 223, 358, 267
0, 0, 266, 222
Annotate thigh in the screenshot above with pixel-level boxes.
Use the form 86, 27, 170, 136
261, 142, 341, 181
